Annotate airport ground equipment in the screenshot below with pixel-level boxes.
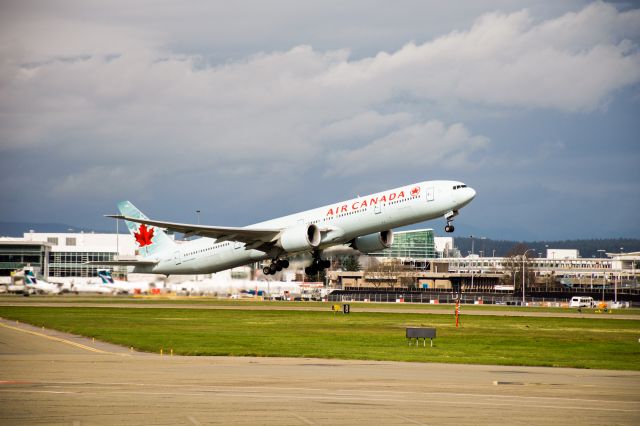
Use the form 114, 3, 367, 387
406, 327, 436, 347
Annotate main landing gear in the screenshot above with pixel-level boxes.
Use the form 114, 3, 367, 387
263, 258, 289, 276
444, 210, 458, 233
305, 252, 330, 276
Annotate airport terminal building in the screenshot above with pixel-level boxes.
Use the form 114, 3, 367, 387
0, 232, 137, 283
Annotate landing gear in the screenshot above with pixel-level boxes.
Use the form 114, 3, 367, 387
444, 210, 458, 234
305, 252, 330, 276
262, 258, 290, 276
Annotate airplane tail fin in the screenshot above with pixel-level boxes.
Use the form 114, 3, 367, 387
117, 201, 177, 257
24, 270, 37, 285
97, 269, 115, 284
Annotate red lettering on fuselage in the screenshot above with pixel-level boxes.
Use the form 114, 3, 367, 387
324, 188, 410, 216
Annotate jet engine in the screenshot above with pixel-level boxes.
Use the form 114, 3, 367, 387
351, 230, 394, 253
277, 223, 321, 253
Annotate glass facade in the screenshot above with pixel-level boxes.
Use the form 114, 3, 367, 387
0, 243, 50, 277
48, 251, 117, 277
372, 229, 436, 259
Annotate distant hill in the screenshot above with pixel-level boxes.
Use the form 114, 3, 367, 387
0, 221, 111, 237
455, 237, 640, 258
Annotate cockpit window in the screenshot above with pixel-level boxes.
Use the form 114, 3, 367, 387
452, 184, 467, 190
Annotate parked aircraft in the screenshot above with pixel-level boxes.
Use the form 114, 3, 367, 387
97, 269, 151, 294
90, 180, 475, 276
62, 280, 113, 294
24, 270, 61, 294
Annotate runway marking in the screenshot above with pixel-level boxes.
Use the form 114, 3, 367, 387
0, 322, 110, 354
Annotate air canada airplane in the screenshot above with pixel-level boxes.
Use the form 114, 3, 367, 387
91, 180, 475, 276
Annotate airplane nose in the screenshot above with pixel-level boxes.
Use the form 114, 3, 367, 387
455, 186, 476, 206
466, 187, 476, 202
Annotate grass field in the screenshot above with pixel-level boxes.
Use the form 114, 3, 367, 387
2, 295, 639, 315
1, 305, 639, 370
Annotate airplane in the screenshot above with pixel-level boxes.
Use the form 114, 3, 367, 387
96, 269, 152, 294
64, 280, 114, 294
24, 269, 62, 294
89, 180, 475, 276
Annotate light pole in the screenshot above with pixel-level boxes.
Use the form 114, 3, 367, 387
522, 249, 535, 306
196, 210, 201, 225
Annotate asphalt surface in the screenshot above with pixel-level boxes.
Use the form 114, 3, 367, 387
1, 300, 638, 320
0, 318, 639, 425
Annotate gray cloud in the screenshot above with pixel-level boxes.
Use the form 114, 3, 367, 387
1, 1, 639, 238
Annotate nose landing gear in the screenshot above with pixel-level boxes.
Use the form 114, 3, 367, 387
444, 210, 458, 233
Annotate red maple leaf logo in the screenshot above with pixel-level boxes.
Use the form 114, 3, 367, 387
411, 186, 421, 196
134, 224, 155, 247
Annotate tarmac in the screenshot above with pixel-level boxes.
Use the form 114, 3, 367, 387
0, 318, 639, 425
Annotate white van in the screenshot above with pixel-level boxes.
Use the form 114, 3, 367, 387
569, 296, 595, 308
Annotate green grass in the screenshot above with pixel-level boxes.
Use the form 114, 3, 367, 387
1, 306, 639, 370
2, 294, 639, 316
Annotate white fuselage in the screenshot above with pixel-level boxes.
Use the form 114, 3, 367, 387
101, 279, 152, 294
137, 180, 475, 275
27, 281, 61, 294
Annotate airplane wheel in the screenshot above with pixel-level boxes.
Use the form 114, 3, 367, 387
305, 266, 317, 276
322, 259, 331, 269
281, 259, 290, 269
445, 225, 455, 233
276, 263, 283, 272
263, 266, 271, 275
269, 264, 278, 274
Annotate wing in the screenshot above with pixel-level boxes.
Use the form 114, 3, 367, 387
105, 214, 281, 248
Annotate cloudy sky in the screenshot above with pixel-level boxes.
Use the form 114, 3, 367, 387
1, 0, 639, 240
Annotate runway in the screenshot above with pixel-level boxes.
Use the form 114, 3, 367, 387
1, 318, 639, 425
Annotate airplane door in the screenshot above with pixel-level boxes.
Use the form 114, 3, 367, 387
426, 187, 435, 202
374, 204, 382, 214
234, 242, 243, 250
173, 250, 182, 265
